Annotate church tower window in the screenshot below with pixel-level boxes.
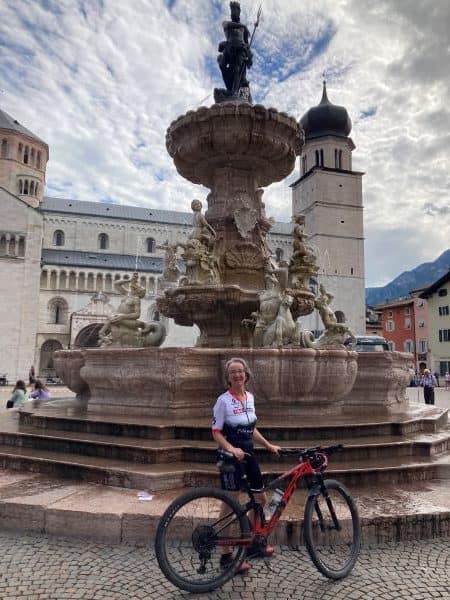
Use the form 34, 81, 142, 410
315, 150, 319, 166
146, 237, 155, 253
53, 230, 65, 247
320, 149, 324, 166
30, 148, 35, 165
98, 233, 109, 250
18, 143, 23, 160
23, 180, 29, 194
24, 145, 29, 164
1, 139, 7, 158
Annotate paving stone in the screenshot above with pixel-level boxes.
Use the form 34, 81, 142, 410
0, 531, 449, 598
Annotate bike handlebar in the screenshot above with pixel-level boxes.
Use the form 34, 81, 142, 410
280, 444, 343, 459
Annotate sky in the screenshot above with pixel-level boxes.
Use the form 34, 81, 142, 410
0, 0, 449, 287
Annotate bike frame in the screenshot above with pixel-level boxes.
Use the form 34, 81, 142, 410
215, 452, 330, 549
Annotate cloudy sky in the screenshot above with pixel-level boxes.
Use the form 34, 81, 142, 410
1, 0, 449, 287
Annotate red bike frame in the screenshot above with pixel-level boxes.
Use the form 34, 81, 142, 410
216, 451, 330, 548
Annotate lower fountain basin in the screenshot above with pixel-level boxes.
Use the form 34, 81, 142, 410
54, 347, 359, 418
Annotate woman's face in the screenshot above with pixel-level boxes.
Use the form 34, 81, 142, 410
227, 361, 246, 387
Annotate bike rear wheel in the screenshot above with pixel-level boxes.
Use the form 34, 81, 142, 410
303, 478, 361, 579
155, 487, 250, 593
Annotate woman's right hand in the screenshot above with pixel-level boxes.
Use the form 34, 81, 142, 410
231, 447, 245, 461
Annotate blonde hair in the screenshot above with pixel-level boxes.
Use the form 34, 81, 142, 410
223, 357, 252, 387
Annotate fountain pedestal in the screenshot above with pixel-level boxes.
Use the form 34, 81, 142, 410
159, 103, 303, 346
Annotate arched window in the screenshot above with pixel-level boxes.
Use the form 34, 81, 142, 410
23, 180, 29, 194
30, 148, 35, 165
334, 149, 339, 168
24, 145, 29, 164
37, 151, 41, 169
146, 237, 155, 253
30, 181, 35, 195
320, 149, 324, 166
35, 182, 39, 196
18, 179, 23, 194
315, 150, 319, 166
1, 139, 7, 158
39, 339, 63, 374
339, 150, 343, 169
53, 230, 65, 247
47, 297, 68, 325
275, 247, 283, 263
17, 143, 23, 160
98, 233, 109, 250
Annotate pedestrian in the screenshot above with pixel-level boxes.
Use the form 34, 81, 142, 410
419, 369, 437, 405
28, 379, 51, 401
6, 380, 27, 409
28, 365, 36, 386
434, 372, 440, 387
445, 372, 450, 390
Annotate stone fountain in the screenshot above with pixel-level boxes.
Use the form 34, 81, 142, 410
53, 1, 413, 421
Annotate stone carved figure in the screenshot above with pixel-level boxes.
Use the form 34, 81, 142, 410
177, 199, 219, 286
158, 240, 181, 283
289, 215, 320, 290
214, 1, 253, 103
302, 283, 354, 349
262, 292, 302, 348
98, 273, 166, 347
189, 199, 216, 249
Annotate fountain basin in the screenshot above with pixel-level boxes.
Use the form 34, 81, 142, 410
54, 347, 358, 418
166, 103, 303, 188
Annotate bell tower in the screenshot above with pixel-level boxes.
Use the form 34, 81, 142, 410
291, 82, 365, 334
0, 108, 49, 208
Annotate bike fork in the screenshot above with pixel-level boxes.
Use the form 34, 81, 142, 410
316, 478, 341, 532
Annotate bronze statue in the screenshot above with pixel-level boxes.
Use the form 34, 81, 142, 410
214, 2, 256, 103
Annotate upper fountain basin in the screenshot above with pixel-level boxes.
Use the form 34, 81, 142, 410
166, 103, 303, 188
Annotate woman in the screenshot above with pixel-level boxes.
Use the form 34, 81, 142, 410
6, 380, 27, 409
212, 357, 281, 573
28, 379, 51, 401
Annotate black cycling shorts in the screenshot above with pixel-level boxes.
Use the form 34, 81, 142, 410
219, 451, 264, 492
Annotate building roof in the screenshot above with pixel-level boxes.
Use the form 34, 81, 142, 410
0, 108, 47, 146
419, 269, 450, 299
300, 82, 352, 141
41, 196, 293, 235
374, 297, 414, 310
41, 249, 165, 273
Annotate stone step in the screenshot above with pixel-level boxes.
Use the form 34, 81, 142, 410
1, 426, 450, 465
19, 404, 449, 441
0, 443, 448, 491
1, 469, 449, 544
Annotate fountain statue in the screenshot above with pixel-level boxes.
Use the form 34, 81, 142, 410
98, 273, 166, 348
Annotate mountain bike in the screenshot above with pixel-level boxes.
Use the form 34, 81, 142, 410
155, 444, 361, 593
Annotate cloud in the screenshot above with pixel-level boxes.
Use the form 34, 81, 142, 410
0, 0, 448, 287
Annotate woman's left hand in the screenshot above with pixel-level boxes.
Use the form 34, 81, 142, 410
267, 443, 281, 456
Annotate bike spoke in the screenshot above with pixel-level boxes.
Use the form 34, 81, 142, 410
157, 492, 246, 589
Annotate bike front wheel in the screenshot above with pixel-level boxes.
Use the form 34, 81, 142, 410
303, 478, 361, 579
155, 487, 250, 593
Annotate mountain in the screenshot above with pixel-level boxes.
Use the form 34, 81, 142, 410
366, 249, 450, 306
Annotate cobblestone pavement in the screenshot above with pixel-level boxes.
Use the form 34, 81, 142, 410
0, 531, 448, 599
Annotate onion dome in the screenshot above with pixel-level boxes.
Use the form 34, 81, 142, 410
300, 81, 352, 140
